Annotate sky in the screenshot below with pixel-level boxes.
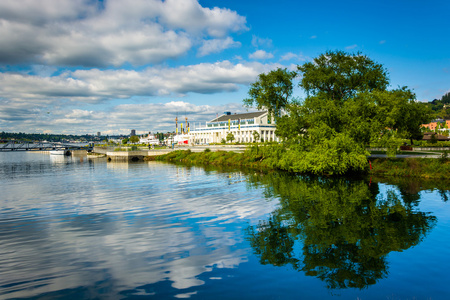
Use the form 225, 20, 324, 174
1, 0, 449, 135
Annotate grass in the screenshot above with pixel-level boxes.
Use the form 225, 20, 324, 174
368, 157, 450, 179
147, 149, 271, 171
369, 150, 437, 155
149, 149, 450, 179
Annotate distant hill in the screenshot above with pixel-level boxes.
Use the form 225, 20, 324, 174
0, 131, 101, 142
427, 92, 450, 119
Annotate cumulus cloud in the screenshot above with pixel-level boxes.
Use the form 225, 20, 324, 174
251, 35, 272, 48
0, 0, 247, 67
198, 37, 241, 56
249, 50, 274, 60
1, 61, 274, 103
0, 100, 247, 134
0, 61, 282, 133
280, 52, 308, 62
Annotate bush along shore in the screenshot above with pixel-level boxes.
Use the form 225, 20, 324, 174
145, 145, 450, 179
368, 157, 450, 179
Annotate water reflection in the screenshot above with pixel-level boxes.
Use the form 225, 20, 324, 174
1, 152, 448, 299
245, 173, 437, 289
0, 158, 274, 299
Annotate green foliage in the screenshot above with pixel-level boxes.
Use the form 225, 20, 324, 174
0, 131, 98, 142
439, 150, 449, 163
155, 147, 450, 179
130, 145, 138, 151
425, 92, 450, 119
122, 138, 128, 144
298, 50, 389, 100
243, 68, 297, 117
252, 131, 260, 143
430, 133, 438, 144
221, 138, 226, 144
369, 158, 450, 179
442, 92, 450, 104
245, 50, 432, 175
413, 140, 450, 147
129, 135, 139, 144
226, 132, 235, 143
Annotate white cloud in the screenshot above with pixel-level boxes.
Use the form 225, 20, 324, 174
0, 0, 247, 67
0, 61, 283, 133
198, 37, 241, 56
280, 52, 308, 62
310, 35, 317, 39
249, 50, 274, 60
0, 61, 275, 102
251, 35, 272, 48
158, 0, 247, 37
345, 44, 358, 50
0, 101, 248, 134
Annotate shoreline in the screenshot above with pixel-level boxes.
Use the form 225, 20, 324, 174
146, 149, 450, 180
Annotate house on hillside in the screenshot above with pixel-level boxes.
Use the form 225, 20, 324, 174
421, 119, 450, 132
189, 111, 278, 144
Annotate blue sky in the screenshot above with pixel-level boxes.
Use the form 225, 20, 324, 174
0, 0, 449, 135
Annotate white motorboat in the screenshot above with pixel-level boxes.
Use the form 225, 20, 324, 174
50, 150, 71, 156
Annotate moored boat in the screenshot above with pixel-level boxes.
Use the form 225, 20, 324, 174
50, 150, 71, 156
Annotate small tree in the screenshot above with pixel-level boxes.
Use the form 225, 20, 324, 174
122, 138, 128, 144
252, 131, 260, 143
129, 135, 139, 144
226, 132, 235, 143
430, 133, 438, 144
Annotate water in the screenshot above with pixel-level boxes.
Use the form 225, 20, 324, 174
0, 152, 449, 299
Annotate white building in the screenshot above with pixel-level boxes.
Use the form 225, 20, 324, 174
189, 111, 278, 144
139, 133, 160, 145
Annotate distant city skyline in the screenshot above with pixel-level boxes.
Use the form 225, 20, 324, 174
1, 0, 449, 135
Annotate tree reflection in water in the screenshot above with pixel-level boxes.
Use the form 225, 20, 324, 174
245, 173, 437, 290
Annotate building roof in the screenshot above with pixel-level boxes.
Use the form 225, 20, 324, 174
423, 132, 450, 141
209, 111, 267, 123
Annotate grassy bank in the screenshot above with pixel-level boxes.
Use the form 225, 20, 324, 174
147, 148, 450, 179
368, 157, 450, 179
147, 149, 270, 171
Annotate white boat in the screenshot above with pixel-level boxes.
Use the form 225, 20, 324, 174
50, 150, 70, 156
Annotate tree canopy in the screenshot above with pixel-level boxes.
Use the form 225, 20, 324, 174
243, 50, 432, 175
129, 135, 139, 144
298, 51, 389, 101
243, 68, 297, 116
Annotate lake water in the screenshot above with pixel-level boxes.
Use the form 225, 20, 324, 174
1, 152, 449, 299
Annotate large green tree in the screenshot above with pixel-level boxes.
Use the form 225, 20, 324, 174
244, 50, 432, 175
243, 68, 297, 117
